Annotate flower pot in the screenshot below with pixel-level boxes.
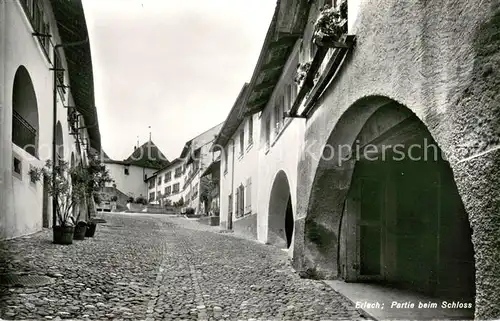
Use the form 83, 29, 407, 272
53, 226, 74, 245
85, 222, 97, 237
73, 222, 87, 240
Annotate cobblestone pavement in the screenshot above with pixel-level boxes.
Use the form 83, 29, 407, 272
0, 213, 365, 321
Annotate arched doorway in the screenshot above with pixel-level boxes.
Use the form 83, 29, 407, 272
12, 66, 39, 157
304, 97, 475, 304
268, 170, 294, 249
55, 121, 64, 164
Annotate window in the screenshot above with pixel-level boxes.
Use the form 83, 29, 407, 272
224, 145, 229, 173
149, 179, 155, 189
245, 177, 252, 213
274, 102, 281, 134
13, 156, 22, 176
165, 171, 172, 182
144, 174, 148, 181
248, 116, 253, 144
40, 22, 50, 55
157, 175, 162, 185
165, 186, 171, 195
124, 167, 129, 175
239, 130, 244, 156
285, 84, 292, 111
235, 184, 245, 218
281, 95, 286, 122
175, 167, 182, 178
265, 116, 271, 149
173, 183, 180, 193
149, 192, 155, 202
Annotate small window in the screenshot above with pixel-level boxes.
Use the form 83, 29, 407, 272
158, 175, 162, 185
13, 156, 22, 176
265, 117, 271, 149
144, 174, 147, 180
239, 130, 244, 156
124, 168, 129, 175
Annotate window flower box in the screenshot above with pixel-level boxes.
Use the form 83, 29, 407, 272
293, 62, 312, 87
312, 2, 348, 48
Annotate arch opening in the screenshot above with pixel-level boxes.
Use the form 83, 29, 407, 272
268, 170, 294, 249
304, 97, 475, 308
12, 66, 39, 157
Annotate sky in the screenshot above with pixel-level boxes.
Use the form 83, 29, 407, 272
82, 0, 277, 161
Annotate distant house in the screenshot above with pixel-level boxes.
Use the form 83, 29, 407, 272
146, 122, 223, 213
103, 140, 169, 201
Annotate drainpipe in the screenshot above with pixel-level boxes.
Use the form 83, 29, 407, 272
51, 38, 89, 227
229, 138, 235, 230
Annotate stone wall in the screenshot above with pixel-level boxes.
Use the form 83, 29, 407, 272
292, 1, 500, 318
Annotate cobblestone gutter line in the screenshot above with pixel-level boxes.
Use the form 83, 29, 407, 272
190, 265, 208, 321
145, 256, 166, 321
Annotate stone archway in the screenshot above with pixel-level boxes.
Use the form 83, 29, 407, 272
301, 96, 475, 303
268, 170, 294, 249
12, 66, 39, 157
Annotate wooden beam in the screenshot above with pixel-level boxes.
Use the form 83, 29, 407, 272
248, 96, 269, 109
261, 58, 286, 72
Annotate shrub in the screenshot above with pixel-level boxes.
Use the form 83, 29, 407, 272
111, 195, 118, 202
185, 207, 195, 215
127, 196, 134, 203
135, 196, 147, 205
93, 193, 102, 205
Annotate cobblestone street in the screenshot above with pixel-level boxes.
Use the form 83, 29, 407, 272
0, 213, 364, 321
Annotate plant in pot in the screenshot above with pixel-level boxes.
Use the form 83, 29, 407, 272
70, 154, 113, 238
312, 1, 348, 47
42, 160, 85, 245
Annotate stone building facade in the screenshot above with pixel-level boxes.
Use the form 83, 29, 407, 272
0, 0, 99, 239
218, 0, 500, 318
146, 123, 223, 213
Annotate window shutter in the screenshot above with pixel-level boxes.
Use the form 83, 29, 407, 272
235, 189, 239, 217
239, 185, 244, 215
246, 178, 252, 212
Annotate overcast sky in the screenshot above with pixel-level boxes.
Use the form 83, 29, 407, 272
82, 0, 276, 161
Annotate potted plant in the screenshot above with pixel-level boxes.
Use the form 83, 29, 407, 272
70, 153, 113, 238
294, 62, 312, 88
28, 166, 43, 183
312, 1, 348, 47
68, 165, 91, 240
42, 160, 85, 245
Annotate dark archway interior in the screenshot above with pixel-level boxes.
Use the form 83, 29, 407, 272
339, 107, 475, 302
12, 66, 39, 157
268, 171, 294, 248
285, 196, 294, 248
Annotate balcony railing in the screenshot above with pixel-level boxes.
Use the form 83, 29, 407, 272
12, 110, 37, 157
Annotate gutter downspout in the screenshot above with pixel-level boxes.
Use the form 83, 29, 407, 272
229, 138, 235, 230
52, 38, 89, 227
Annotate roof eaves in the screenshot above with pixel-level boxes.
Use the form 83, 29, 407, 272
212, 83, 250, 148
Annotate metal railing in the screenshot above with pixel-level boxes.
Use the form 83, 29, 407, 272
12, 110, 37, 157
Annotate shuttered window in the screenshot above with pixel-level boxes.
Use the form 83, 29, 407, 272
246, 177, 252, 213
235, 188, 240, 217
